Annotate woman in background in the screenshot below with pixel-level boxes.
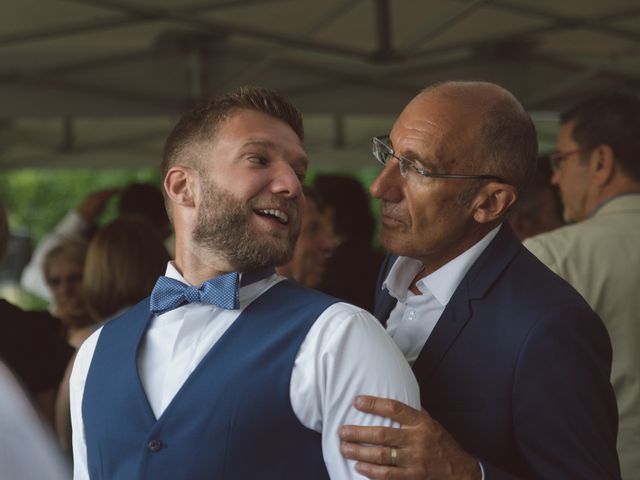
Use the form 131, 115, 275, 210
55, 215, 169, 452
43, 240, 95, 348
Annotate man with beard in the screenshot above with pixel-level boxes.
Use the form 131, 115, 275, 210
68, 86, 419, 480
338, 82, 620, 479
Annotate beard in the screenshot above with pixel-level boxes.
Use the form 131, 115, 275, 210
193, 177, 300, 271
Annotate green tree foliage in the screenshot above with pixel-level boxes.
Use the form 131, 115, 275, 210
0, 168, 161, 242
0, 168, 162, 308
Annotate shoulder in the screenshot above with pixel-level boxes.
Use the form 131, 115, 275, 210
70, 326, 103, 387
315, 301, 386, 338
311, 302, 414, 378
471, 241, 600, 341
524, 213, 618, 258
524, 223, 582, 258
300, 301, 420, 407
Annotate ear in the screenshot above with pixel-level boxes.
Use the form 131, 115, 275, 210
589, 145, 615, 187
472, 182, 518, 224
164, 165, 198, 208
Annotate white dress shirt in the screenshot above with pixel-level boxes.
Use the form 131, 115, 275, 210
383, 225, 500, 364
70, 263, 420, 480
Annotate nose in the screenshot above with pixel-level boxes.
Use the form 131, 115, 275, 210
272, 162, 303, 198
370, 161, 401, 200
550, 168, 561, 186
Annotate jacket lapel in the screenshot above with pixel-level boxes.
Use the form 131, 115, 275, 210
411, 225, 522, 383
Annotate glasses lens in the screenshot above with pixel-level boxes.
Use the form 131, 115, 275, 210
373, 137, 389, 165
398, 158, 408, 177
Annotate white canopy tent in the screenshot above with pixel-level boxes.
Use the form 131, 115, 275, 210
1, 0, 639, 170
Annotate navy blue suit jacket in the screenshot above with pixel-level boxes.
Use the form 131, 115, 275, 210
374, 225, 620, 479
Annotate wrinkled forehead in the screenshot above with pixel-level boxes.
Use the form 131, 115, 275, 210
390, 92, 478, 162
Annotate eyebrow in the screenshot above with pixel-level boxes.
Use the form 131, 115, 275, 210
242, 139, 276, 149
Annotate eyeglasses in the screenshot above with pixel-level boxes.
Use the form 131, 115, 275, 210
549, 148, 584, 172
372, 136, 505, 183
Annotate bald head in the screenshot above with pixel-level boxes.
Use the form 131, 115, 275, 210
416, 81, 538, 192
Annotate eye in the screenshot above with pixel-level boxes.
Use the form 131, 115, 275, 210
294, 169, 306, 182
402, 157, 427, 177
410, 161, 428, 176
247, 155, 268, 166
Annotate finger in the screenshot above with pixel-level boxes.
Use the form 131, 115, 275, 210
355, 461, 405, 480
353, 395, 425, 426
340, 441, 400, 467
339, 424, 404, 445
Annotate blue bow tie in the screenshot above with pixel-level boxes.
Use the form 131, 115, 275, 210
150, 272, 240, 314
149, 268, 275, 315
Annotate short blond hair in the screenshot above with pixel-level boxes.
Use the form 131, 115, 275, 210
161, 86, 304, 181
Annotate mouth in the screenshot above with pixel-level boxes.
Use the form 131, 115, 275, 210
254, 208, 290, 226
380, 211, 407, 228
381, 216, 405, 229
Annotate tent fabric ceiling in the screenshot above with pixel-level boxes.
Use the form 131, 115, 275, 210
1, 0, 640, 169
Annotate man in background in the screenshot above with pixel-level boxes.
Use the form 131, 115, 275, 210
525, 92, 640, 479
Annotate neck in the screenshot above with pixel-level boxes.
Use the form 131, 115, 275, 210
419, 222, 498, 276
174, 236, 235, 285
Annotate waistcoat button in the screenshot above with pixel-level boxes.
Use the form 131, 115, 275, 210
148, 439, 163, 452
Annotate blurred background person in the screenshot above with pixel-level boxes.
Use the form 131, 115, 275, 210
43, 240, 95, 348
0, 361, 71, 480
525, 92, 640, 479
1, 200, 74, 425
509, 155, 564, 241
20, 182, 171, 305
55, 215, 170, 452
314, 174, 384, 312
82, 216, 170, 323
21, 188, 118, 303
276, 187, 336, 287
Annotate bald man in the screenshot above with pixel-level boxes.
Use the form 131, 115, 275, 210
339, 82, 620, 479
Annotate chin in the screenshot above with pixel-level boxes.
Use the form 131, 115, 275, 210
380, 233, 405, 255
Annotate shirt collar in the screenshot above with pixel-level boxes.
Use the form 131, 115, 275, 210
590, 192, 640, 217
383, 225, 501, 305
164, 262, 274, 285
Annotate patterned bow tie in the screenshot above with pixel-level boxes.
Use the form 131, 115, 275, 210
150, 272, 240, 315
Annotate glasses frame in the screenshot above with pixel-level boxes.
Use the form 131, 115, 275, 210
372, 136, 506, 183
549, 148, 585, 172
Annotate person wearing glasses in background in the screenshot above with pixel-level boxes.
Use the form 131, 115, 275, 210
339, 81, 621, 479
524, 93, 640, 480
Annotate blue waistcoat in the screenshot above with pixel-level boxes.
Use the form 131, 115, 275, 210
83, 280, 337, 480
